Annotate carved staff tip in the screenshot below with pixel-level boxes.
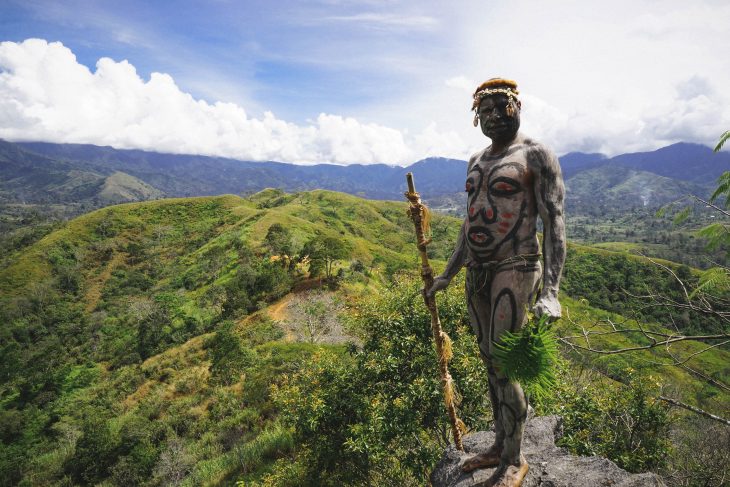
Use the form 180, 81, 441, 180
406, 172, 416, 194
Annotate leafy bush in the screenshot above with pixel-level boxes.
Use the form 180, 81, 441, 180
272, 276, 490, 485
535, 368, 671, 473
206, 321, 258, 385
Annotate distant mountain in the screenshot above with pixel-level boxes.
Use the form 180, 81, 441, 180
608, 142, 728, 184
0, 140, 163, 206
4, 139, 728, 216
566, 164, 707, 211
559, 152, 608, 179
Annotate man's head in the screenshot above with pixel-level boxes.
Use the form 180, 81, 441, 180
472, 78, 521, 142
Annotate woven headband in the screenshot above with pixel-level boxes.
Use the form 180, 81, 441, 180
472, 87, 520, 126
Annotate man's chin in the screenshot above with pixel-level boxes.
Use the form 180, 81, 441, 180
485, 127, 517, 141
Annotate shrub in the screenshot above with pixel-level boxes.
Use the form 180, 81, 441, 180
206, 321, 258, 385
273, 275, 489, 485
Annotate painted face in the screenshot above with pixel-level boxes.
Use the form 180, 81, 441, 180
465, 161, 528, 260
478, 94, 521, 142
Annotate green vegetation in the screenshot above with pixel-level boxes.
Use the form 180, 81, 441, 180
266, 277, 678, 485
0, 189, 727, 486
0, 190, 460, 485
561, 244, 729, 336
492, 314, 559, 399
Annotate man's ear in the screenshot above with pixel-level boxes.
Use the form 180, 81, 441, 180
517, 100, 522, 110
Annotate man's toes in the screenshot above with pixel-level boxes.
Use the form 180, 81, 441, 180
461, 452, 501, 472
489, 461, 529, 487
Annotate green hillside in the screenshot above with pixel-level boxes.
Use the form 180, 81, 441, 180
0, 190, 727, 486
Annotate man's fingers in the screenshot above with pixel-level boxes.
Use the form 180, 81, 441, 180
424, 278, 448, 299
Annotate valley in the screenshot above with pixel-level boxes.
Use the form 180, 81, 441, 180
0, 188, 727, 485
3, 139, 728, 270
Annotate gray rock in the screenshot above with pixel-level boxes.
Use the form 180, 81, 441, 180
431, 415, 666, 487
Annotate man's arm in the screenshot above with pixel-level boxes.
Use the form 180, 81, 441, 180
426, 220, 466, 297
427, 153, 480, 298
529, 144, 566, 319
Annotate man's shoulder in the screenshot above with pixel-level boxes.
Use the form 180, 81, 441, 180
521, 136, 554, 156
467, 147, 489, 168
520, 136, 558, 167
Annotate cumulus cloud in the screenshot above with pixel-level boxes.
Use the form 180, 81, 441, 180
518, 79, 730, 156
0, 39, 468, 165
3, 35, 727, 166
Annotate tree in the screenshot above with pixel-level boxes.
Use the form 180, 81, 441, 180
272, 276, 675, 484
263, 223, 294, 257
301, 235, 353, 280
206, 321, 256, 385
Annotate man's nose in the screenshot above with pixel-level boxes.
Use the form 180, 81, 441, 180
487, 108, 503, 118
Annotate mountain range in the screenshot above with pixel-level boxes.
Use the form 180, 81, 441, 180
2, 139, 728, 215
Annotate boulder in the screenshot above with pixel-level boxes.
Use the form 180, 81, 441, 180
430, 415, 665, 487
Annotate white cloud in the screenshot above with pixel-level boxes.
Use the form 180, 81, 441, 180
320, 13, 438, 30
446, 0, 730, 156
445, 76, 475, 92
0, 39, 467, 165
517, 78, 730, 156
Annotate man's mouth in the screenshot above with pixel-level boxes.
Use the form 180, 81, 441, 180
488, 123, 509, 130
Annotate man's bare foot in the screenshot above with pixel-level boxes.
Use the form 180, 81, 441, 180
461, 445, 503, 472
480, 456, 529, 487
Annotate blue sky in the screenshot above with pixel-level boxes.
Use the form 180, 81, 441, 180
1, 0, 729, 164
0, 0, 450, 119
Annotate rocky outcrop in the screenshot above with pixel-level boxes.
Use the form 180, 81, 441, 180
431, 415, 666, 487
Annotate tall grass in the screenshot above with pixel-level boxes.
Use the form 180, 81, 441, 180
235, 422, 295, 474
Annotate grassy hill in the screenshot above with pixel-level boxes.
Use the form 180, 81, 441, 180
0, 190, 727, 485
5, 138, 729, 270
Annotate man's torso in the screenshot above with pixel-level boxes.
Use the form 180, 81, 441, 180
465, 141, 540, 264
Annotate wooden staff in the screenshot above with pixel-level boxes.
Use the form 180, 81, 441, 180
404, 172, 464, 451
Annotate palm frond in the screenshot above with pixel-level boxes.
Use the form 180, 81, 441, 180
714, 130, 730, 153
672, 206, 692, 225
690, 266, 730, 298
696, 222, 730, 251
710, 171, 730, 206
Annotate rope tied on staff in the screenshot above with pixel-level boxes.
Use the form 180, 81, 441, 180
404, 172, 465, 451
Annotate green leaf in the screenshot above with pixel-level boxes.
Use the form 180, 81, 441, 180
714, 130, 730, 153
492, 314, 559, 400
672, 207, 692, 225
695, 222, 730, 251
690, 266, 730, 298
655, 205, 670, 218
710, 171, 730, 207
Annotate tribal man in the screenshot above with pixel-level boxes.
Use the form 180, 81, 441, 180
427, 78, 566, 487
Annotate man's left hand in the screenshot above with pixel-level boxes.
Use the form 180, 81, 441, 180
533, 295, 561, 321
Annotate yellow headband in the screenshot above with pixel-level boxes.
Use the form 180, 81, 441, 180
472, 78, 520, 126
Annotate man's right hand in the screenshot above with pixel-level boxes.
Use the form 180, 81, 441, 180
425, 276, 450, 298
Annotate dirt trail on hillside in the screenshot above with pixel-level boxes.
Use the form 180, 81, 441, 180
84, 252, 126, 313
264, 278, 324, 340
267, 298, 290, 322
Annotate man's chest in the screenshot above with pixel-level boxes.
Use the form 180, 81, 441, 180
466, 156, 534, 205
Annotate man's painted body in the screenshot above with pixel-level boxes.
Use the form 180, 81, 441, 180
428, 79, 566, 487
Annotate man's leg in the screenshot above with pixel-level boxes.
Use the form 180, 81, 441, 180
483, 264, 541, 486
461, 273, 503, 472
